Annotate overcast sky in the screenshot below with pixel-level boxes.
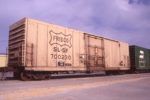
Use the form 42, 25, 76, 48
0, 0, 150, 53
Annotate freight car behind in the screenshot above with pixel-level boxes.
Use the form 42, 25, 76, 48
129, 45, 150, 72
0, 54, 7, 68
8, 18, 130, 80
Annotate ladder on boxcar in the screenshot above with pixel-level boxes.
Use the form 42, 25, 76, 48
26, 44, 34, 67
17, 43, 33, 67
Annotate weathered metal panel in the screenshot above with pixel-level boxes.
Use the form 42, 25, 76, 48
25, 18, 86, 71
129, 45, 150, 70
119, 42, 130, 70
0, 54, 7, 68
104, 40, 130, 70
8, 18, 26, 66
37, 24, 48, 66
26, 20, 38, 67
72, 30, 85, 68
9, 18, 25, 32
48, 24, 73, 68
84, 34, 104, 71
104, 39, 120, 69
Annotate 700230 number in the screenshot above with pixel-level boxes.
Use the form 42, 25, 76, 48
51, 54, 71, 60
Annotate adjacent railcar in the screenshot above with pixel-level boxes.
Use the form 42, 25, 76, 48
8, 18, 130, 80
0, 54, 7, 72
0, 54, 7, 68
129, 45, 150, 72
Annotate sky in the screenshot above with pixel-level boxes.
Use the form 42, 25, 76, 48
0, 0, 150, 53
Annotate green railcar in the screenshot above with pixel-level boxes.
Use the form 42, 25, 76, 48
129, 45, 150, 71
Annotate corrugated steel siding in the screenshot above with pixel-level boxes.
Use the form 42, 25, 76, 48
26, 18, 86, 71
8, 18, 26, 66
104, 40, 129, 70
9, 18, 130, 72
129, 45, 150, 70
84, 34, 105, 71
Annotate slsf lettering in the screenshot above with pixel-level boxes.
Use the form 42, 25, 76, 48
53, 47, 68, 53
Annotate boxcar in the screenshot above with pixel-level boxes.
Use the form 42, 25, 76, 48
0, 54, 7, 68
8, 18, 130, 80
0, 54, 7, 75
129, 45, 150, 72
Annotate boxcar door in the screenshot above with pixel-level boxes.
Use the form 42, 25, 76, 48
85, 34, 104, 72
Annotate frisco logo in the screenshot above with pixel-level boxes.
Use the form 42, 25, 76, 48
49, 30, 72, 48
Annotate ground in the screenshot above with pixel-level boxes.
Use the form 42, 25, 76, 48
0, 73, 150, 100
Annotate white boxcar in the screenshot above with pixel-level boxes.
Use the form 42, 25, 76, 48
8, 18, 130, 80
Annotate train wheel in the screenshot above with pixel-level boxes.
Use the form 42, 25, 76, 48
20, 72, 32, 81
20, 71, 51, 80
37, 73, 51, 80
14, 72, 21, 79
32, 74, 39, 80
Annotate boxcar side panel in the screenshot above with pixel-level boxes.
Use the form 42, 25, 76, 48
119, 42, 130, 70
26, 19, 86, 71
36, 23, 48, 67
129, 46, 150, 70
27, 19, 50, 68
26, 21, 38, 67
79, 32, 86, 68
145, 49, 150, 69
72, 30, 82, 68
104, 39, 120, 70
48, 25, 73, 69
135, 46, 150, 69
